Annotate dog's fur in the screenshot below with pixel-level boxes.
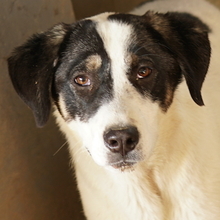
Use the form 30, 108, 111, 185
7, 0, 220, 219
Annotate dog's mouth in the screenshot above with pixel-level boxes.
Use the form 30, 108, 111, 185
110, 161, 136, 172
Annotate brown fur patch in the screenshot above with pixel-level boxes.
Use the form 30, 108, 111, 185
85, 54, 102, 71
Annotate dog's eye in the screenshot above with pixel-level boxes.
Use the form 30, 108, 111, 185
74, 75, 91, 86
137, 67, 152, 79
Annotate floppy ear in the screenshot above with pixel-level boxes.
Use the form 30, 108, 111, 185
144, 12, 211, 106
8, 23, 71, 127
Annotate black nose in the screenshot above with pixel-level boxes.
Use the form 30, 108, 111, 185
104, 126, 139, 156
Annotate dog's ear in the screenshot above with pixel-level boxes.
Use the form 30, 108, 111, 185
144, 12, 211, 106
8, 23, 71, 127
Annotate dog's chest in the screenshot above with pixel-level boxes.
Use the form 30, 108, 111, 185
109, 173, 163, 220
75, 161, 163, 220
75, 156, 213, 220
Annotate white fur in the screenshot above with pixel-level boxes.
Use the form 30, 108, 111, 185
55, 0, 220, 219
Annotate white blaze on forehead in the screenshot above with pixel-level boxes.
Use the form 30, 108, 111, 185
91, 14, 133, 93
97, 20, 132, 67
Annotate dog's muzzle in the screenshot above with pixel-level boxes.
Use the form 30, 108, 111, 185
104, 126, 140, 170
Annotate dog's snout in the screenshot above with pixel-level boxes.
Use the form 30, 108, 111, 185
104, 126, 139, 156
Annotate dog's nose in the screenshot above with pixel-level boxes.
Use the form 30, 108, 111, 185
104, 126, 139, 156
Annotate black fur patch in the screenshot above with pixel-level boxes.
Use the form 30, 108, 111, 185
109, 12, 210, 110
53, 20, 113, 121
8, 23, 72, 127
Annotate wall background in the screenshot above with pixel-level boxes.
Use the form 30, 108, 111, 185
72, 0, 220, 20
72, 0, 143, 19
0, 1, 85, 220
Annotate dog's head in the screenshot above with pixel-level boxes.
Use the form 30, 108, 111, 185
8, 12, 210, 171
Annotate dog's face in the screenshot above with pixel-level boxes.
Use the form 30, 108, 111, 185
8, 12, 210, 171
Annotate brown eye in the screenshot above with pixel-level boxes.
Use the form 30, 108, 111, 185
74, 75, 91, 86
137, 67, 152, 79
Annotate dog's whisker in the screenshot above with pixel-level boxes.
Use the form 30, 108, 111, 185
74, 147, 89, 164
73, 143, 88, 155
53, 141, 68, 156
74, 147, 86, 156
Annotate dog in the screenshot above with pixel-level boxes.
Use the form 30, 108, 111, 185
7, 0, 220, 219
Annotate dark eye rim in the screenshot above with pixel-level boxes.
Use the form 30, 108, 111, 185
74, 75, 91, 86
